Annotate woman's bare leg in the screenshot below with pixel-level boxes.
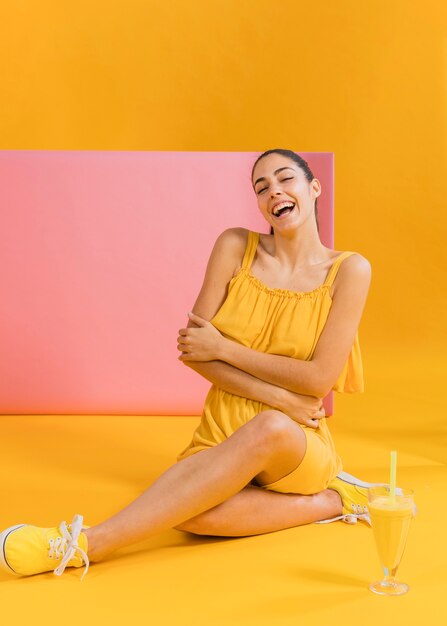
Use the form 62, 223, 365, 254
83, 411, 339, 562
175, 484, 342, 537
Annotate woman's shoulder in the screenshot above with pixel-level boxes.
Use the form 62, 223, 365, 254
331, 251, 372, 298
336, 251, 371, 272
213, 228, 252, 276
219, 227, 267, 255
216, 227, 250, 249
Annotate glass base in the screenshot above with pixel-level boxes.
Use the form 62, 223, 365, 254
369, 579, 410, 596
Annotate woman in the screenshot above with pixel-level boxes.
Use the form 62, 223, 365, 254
0, 149, 383, 582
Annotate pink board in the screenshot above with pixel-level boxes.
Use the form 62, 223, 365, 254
0, 150, 334, 415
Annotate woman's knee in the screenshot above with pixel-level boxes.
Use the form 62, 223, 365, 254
252, 410, 303, 448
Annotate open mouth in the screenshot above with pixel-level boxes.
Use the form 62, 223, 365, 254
272, 202, 296, 219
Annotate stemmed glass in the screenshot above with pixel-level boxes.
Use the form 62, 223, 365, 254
368, 486, 416, 596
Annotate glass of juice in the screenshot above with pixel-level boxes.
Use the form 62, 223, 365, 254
368, 486, 416, 596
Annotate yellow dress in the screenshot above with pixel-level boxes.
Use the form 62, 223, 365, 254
176, 230, 364, 495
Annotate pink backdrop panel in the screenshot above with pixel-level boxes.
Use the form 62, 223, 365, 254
0, 150, 334, 415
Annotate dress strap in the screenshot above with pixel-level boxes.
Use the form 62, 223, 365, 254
241, 230, 259, 270
323, 251, 357, 287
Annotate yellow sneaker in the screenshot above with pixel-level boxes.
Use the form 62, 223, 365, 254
316, 471, 391, 526
0, 514, 90, 581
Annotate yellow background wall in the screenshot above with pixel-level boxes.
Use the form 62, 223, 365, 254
1, 0, 445, 362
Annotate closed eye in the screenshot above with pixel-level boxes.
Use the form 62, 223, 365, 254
257, 177, 294, 194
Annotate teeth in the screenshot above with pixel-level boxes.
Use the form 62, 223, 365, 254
273, 202, 295, 216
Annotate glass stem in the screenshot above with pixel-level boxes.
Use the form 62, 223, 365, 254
382, 566, 397, 586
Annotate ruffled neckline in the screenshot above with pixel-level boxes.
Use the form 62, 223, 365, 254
235, 267, 333, 299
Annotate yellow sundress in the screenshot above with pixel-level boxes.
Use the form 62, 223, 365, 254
176, 230, 364, 495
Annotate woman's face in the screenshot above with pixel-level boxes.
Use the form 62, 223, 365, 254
252, 154, 320, 233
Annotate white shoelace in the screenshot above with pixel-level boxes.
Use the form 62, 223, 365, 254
315, 512, 372, 525
51, 514, 89, 581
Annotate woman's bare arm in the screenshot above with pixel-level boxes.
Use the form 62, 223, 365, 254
183, 318, 325, 428
183, 357, 285, 409
178, 227, 288, 408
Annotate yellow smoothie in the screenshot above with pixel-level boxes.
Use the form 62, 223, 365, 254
369, 496, 414, 572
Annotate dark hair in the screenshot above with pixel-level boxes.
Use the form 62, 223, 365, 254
251, 149, 319, 235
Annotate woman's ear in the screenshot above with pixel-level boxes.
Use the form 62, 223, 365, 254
311, 178, 322, 199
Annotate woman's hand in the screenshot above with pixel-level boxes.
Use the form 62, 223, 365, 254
177, 312, 226, 362
278, 389, 326, 430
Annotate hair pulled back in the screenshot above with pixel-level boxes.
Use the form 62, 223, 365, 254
251, 149, 320, 235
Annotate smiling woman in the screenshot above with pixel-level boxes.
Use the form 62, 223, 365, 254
173, 149, 376, 524
0, 149, 377, 581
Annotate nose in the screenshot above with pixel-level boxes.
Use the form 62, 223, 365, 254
270, 186, 282, 197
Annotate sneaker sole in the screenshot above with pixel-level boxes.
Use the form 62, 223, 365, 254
336, 471, 404, 495
0, 524, 26, 574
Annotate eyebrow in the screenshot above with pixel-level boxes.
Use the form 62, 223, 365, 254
253, 167, 296, 186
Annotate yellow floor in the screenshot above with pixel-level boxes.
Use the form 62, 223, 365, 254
0, 349, 445, 626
